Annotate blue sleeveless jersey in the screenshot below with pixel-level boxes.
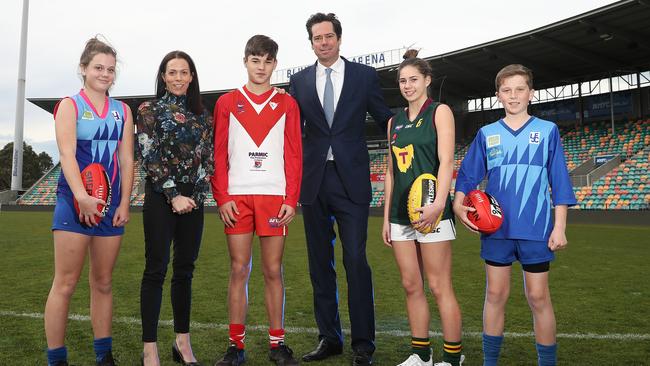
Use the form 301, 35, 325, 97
455, 116, 576, 241
56, 90, 126, 207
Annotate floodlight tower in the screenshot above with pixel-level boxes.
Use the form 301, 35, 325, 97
11, 0, 29, 191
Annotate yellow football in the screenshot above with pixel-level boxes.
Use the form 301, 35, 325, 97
407, 173, 442, 234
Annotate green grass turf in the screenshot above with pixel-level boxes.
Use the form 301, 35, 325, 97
1, 211, 649, 365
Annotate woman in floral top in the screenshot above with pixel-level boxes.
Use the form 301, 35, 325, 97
137, 50, 213, 366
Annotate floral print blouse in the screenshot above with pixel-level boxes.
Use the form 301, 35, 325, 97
137, 93, 214, 205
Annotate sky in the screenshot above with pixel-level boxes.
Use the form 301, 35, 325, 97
1, 0, 616, 162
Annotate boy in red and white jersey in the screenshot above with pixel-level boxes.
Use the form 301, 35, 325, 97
211, 35, 302, 366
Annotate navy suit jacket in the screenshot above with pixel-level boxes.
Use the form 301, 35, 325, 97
290, 58, 393, 205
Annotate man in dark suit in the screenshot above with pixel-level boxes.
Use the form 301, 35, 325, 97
289, 12, 393, 366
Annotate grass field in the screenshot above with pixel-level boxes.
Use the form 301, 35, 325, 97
1, 210, 649, 365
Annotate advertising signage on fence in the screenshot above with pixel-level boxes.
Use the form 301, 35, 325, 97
585, 91, 632, 118
534, 98, 577, 122
370, 173, 385, 182
367, 140, 389, 150
271, 47, 407, 84
594, 154, 615, 166
532, 90, 634, 121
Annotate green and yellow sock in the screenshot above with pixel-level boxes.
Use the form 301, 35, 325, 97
443, 340, 463, 365
411, 337, 431, 362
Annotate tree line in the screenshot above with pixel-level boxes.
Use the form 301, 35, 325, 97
0, 142, 54, 191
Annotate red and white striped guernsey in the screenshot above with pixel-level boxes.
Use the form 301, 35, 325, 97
211, 86, 302, 208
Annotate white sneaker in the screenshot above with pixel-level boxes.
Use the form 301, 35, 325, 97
433, 354, 465, 366
397, 353, 433, 366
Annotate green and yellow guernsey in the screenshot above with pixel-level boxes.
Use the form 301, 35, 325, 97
389, 99, 454, 225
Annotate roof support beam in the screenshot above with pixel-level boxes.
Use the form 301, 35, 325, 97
579, 18, 650, 50
530, 35, 622, 70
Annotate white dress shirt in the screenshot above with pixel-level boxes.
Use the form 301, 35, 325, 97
316, 57, 344, 161
316, 57, 345, 113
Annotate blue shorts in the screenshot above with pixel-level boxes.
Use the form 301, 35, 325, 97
480, 238, 554, 265
51, 192, 124, 237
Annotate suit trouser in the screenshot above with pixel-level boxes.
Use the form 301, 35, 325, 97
140, 181, 204, 342
302, 161, 375, 353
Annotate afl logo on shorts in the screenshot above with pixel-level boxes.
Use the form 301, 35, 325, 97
268, 217, 280, 227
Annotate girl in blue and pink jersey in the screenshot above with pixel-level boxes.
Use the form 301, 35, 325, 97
44, 37, 134, 366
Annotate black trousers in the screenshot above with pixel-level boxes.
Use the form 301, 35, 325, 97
140, 181, 204, 342
302, 162, 375, 354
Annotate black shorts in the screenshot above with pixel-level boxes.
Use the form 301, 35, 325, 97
485, 259, 550, 273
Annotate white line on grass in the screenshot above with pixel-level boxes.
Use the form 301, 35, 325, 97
2, 310, 649, 341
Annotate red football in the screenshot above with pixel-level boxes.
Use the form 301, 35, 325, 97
463, 190, 503, 234
74, 163, 111, 223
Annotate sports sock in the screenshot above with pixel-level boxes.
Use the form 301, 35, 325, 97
443, 340, 463, 365
482, 333, 503, 366
229, 324, 246, 349
269, 328, 285, 349
93, 336, 112, 362
47, 346, 67, 366
411, 336, 431, 362
536, 343, 557, 366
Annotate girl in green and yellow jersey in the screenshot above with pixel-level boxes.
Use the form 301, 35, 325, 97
382, 50, 464, 366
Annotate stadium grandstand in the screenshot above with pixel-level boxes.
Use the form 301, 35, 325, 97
15, 0, 650, 214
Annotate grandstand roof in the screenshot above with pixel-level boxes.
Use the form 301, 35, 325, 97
378, 0, 650, 105
30, 0, 650, 113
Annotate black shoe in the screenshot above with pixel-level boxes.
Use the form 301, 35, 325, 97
96, 351, 116, 366
214, 345, 245, 366
51, 362, 69, 366
269, 342, 299, 365
301, 339, 342, 362
173, 341, 201, 365
351, 350, 372, 366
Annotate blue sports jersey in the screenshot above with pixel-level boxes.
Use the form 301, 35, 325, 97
455, 116, 576, 241
55, 90, 126, 207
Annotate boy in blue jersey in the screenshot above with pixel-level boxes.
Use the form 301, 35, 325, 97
453, 64, 576, 366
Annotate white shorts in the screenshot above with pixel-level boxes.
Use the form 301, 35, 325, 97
390, 219, 456, 243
